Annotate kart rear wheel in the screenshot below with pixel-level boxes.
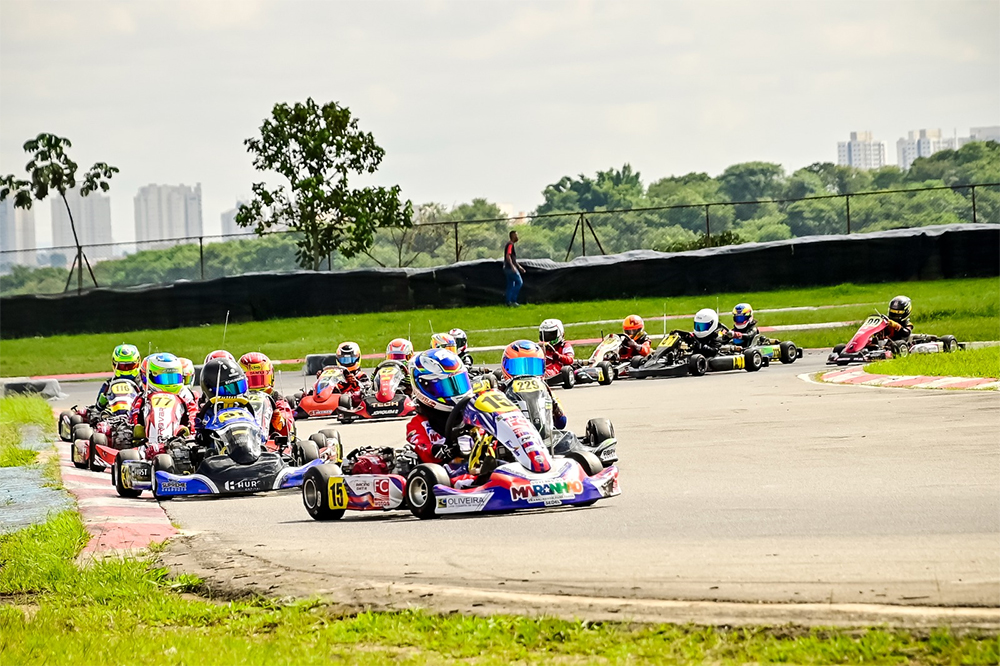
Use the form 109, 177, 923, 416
113, 449, 142, 498
88, 433, 109, 471
560, 366, 575, 390
297, 439, 320, 464
597, 361, 614, 386
58, 412, 77, 441
585, 418, 615, 447
301, 464, 346, 521
152, 454, 176, 500
73, 423, 93, 442
779, 341, 798, 364
891, 341, 909, 358
688, 354, 708, 377
744, 349, 763, 372
406, 464, 450, 520
941, 335, 958, 353
629, 356, 643, 369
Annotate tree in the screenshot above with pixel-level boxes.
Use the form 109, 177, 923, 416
536, 164, 645, 214
236, 98, 413, 271
718, 162, 785, 220
0, 133, 118, 292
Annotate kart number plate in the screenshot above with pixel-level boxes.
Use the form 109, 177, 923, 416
328, 477, 348, 509
150, 394, 177, 409
110, 382, 134, 395
216, 410, 245, 423
512, 378, 542, 393
473, 391, 517, 414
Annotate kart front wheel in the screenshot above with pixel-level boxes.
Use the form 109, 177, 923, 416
297, 439, 320, 465
302, 464, 346, 521
113, 449, 142, 498
152, 454, 176, 500
406, 464, 450, 520
560, 366, 576, 390
744, 349, 763, 372
832, 344, 846, 356
88, 433, 109, 471
585, 418, 615, 447
566, 451, 603, 507
597, 361, 614, 386
779, 341, 798, 364
688, 354, 708, 377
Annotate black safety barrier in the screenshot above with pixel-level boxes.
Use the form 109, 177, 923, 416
1, 379, 65, 399
2, 224, 997, 339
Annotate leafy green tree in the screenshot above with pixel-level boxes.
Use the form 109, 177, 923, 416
870, 166, 906, 190
784, 170, 828, 199
647, 172, 720, 202
801, 162, 873, 194
784, 198, 844, 236
536, 164, 645, 214
718, 162, 785, 220
0, 133, 118, 291
236, 98, 413, 271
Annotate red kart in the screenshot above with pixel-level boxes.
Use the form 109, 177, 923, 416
67, 378, 140, 470
827, 314, 907, 365
335, 360, 415, 424
293, 366, 349, 419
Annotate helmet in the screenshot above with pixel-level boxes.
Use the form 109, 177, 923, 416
200, 358, 248, 400
178, 358, 195, 387
146, 353, 185, 395
336, 341, 361, 372
693, 308, 719, 339
888, 295, 911, 324
239, 352, 274, 392
449, 328, 468, 354
139, 357, 151, 389
430, 333, 457, 354
385, 338, 414, 362
732, 303, 754, 331
204, 350, 235, 366
112, 344, 141, 379
410, 349, 472, 412
623, 315, 645, 340
538, 318, 565, 345
501, 340, 545, 379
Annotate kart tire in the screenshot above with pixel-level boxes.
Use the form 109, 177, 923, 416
688, 354, 708, 377
113, 449, 142, 498
744, 349, 763, 372
565, 451, 603, 507
891, 341, 909, 358
152, 454, 176, 500
88, 433, 109, 471
585, 418, 615, 448
406, 463, 450, 520
629, 356, 643, 369
297, 439, 320, 464
779, 341, 798, 364
302, 464, 346, 521
941, 335, 958, 353
73, 423, 93, 443
304, 433, 327, 463
560, 366, 576, 390
832, 344, 846, 355
597, 361, 614, 386
58, 412, 77, 441
291, 392, 303, 408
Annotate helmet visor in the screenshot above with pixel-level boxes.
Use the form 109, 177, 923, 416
503, 356, 544, 377
338, 353, 360, 367
733, 313, 751, 326
216, 377, 248, 397
386, 351, 408, 360
150, 371, 183, 386
421, 373, 472, 400
693, 320, 714, 333
539, 328, 560, 343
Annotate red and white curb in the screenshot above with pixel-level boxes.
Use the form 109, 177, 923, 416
813, 367, 998, 391
57, 442, 178, 556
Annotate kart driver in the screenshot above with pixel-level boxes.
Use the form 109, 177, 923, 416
886, 295, 913, 342
730, 303, 759, 347
430, 332, 458, 354
498, 340, 568, 430
130, 352, 198, 441
618, 315, 652, 361
334, 341, 369, 391
385, 338, 415, 395
449, 328, 474, 367
691, 308, 732, 355
194, 357, 252, 446
239, 352, 294, 441
539, 318, 574, 373
93, 344, 142, 412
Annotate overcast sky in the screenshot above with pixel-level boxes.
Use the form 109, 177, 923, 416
2, 0, 997, 247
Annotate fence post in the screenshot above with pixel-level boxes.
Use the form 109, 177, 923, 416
77, 246, 83, 295
971, 186, 978, 224
845, 195, 851, 234
199, 237, 205, 280
454, 222, 460, 263
581, 214, 586, 257
704, 205, 711, 238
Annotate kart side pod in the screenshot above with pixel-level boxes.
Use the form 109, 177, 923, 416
707, 349, 763, 373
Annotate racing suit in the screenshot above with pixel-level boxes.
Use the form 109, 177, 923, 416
618, 333, 652, 361
886, 319, 913, 342
692, 326, 732, 357
130, 388, 199, 457
499, 376, 568, 430
336, 369, 370, 408
542, 341, 575, 377
263, 389, 295, 440
730, 320, 760, 348
404, 406, 478, 487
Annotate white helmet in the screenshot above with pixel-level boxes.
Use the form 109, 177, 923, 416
539, 318, 565, 345
693, 308, 719, 339
448, 328, 468, 354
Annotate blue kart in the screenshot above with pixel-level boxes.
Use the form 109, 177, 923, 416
114, 399, 322, 499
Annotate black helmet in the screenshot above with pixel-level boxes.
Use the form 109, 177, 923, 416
888, 295, 911, 324
200, 358, 248, 400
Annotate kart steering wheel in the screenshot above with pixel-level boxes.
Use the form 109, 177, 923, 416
444, 395, 473, 446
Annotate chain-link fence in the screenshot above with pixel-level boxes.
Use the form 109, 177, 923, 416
2, 183, 997, 296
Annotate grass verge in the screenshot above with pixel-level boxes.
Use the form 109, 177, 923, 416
0, 395, 56, 467
1, 512, 998, 665
1, 277, 997, 377
866, 345, 1000, 379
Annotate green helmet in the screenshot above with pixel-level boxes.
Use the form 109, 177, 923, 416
112, 344, 142, 379
146, 353, 185, 394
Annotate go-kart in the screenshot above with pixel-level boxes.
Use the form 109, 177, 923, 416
739, 334, 802, 366
570, 335, 622, 386
826, 314, 959, 365
247, 390, 297, 455
627, 330, 709, 379
58, 377, 138, 443
301, 389, 620, 521
113, 398, 322, 499
503, 374, 618, 466
293, 366, 351, 419
335, 360, 416, 424
66, 378, 141, 470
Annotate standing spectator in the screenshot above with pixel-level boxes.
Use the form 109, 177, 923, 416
503, 230, 525, 307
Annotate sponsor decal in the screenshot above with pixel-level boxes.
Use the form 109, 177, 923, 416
510, 479, 583, 503
159, 480, 188, 492
225, 478, 263, 492
312, 410, 334, 416
599, 448, 617, 461
436, 494, 490, 511
370, 407, 401, 417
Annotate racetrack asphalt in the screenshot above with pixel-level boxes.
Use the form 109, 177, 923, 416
53, 352, 1000, 624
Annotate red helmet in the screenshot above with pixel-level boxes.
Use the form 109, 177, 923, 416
204, 349, 235, 365
623, 315, 645, 340
239, 352, 274, 392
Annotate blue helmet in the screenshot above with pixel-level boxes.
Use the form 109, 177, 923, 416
410, 349, 472, 412
732, 303, 754, 330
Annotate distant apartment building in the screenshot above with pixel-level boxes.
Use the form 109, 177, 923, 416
220, 200, 248, 237
969, 126, 1000, 143
134, 183, 203, 247
0, 199, 37, 268
896, 126, 1000, 169
51, 188, 114, 261
837, 131, 887, 170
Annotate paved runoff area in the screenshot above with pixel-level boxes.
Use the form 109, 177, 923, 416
52, 351, 999, 625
